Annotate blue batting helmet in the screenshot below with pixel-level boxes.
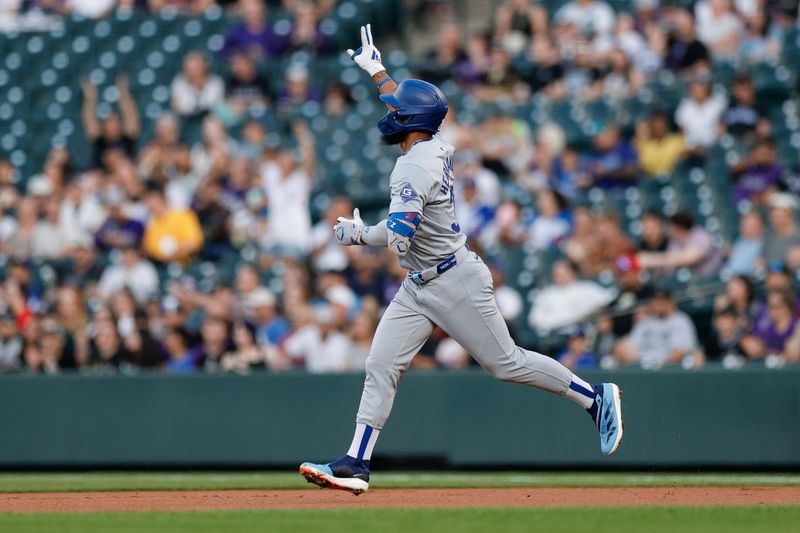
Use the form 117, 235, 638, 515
377, 79, 448, 136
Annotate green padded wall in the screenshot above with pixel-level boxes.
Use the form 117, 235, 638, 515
0, 368, 797, 468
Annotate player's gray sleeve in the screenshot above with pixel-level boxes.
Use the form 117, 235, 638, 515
388, 162, 435, 215
668, 314, 698, 352
361, 220, 389, 247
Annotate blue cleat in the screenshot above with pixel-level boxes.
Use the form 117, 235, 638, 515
590, 383, 624, 456
299, 455, 370, 495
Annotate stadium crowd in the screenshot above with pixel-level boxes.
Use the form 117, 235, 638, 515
1, 0, 800, 375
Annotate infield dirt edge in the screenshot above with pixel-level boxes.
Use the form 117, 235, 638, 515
1, 487, 799, 513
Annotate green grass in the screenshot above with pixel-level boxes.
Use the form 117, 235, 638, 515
0, 471, 798, 493
1, 507, 798, 533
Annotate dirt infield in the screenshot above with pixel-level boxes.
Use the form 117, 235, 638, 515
1, 487, 798, 513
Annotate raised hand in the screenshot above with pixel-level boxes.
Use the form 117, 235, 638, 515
346, 24, 386, 77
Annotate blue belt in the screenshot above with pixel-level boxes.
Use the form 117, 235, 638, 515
409, 246, 471, 286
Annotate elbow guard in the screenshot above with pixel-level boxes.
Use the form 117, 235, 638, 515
386, 212, 420, 257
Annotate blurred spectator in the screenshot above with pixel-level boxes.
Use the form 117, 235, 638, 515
713, 274, 757, 328
97, 246, 159, 304
82, 75, 140, 170
310, 197, 351, 272
738, 7, 782, 64
86, 317, 126, 372
195, 314, 231, 372
171, 52, 225, 117
694, 0, 743, 59
761, 193, 800, 268
163, 327, 198, 373
6, 197, 39, 259
564, 209, 634, 276
528, 259, 616, 333
604, 266, 654, 338
741, 289, 798, 358
550, 146, 592, 196
614, 288, 703, 369
145, 1, 217, 14
217, 52, 271, 126
593, 211, 636, 274
260, 121, 315, 256
284, 306, 352, 373
525, 36, 566, 98
489, 262, 523, 326
450, 32, 490, 89
142, 185, 204, 264
417, 23, 468, 87
527, 188, 569, 251
557, 326, 597, 369
32, 196, 83, 259
583, 48, 644, 102
635, 111, 685, 178
707, 306, 746, 360
586, 123, 637, 188
454, 176, 495, 242
220, 322, 268, 373
475, 112, 531, 177
563, 206, 596, 274
347, 300, 378, 371
494, 0, 548, 56
675, 80, 726, 158
24, 317, 67, 375
193, 179, 233, 260
731, 138, 783, 206
615, 12, 660, 75
454, 149, 501, 207
637, 210, 723, 277
277, 63, 321, 113
94, 187, 145, 252
474, 47, 525, 102
637, 209, 668, 252
722, 73, 769, 139
723, 211, 764, 276
435, 337, 471, 369
67, 0, 116, 19
323, 83, 355, 118
554, 0, 615, 41
60, 234, 103, 289
784, 319, 800, 363
287, 0, 331, 55
138, 114, 182, 183
664, 9, 709, 72
0, 311, 23, 373
245, 287, 291, 348
223, 0, 288, 59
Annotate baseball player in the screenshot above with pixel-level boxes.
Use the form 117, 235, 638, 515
300, 25, 623, 495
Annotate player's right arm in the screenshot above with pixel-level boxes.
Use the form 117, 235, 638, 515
347, 24, 397, 106
333, 212, 419, 258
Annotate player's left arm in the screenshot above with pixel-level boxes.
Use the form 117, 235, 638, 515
347, 24, 398, 107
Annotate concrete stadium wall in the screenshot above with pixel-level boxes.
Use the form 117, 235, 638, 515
1, 368, 798, 468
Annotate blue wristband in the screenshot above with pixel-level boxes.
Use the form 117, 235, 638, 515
376, 77, 393, 90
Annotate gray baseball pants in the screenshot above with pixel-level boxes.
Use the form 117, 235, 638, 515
356, 251, 574, 429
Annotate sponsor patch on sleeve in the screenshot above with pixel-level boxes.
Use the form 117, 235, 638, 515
399, 182, 418, 203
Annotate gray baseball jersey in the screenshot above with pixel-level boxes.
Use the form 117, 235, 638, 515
388, 134, 466, 272
353, 134, 577, 430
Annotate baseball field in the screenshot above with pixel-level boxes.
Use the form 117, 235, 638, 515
0, 472, 798, 532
